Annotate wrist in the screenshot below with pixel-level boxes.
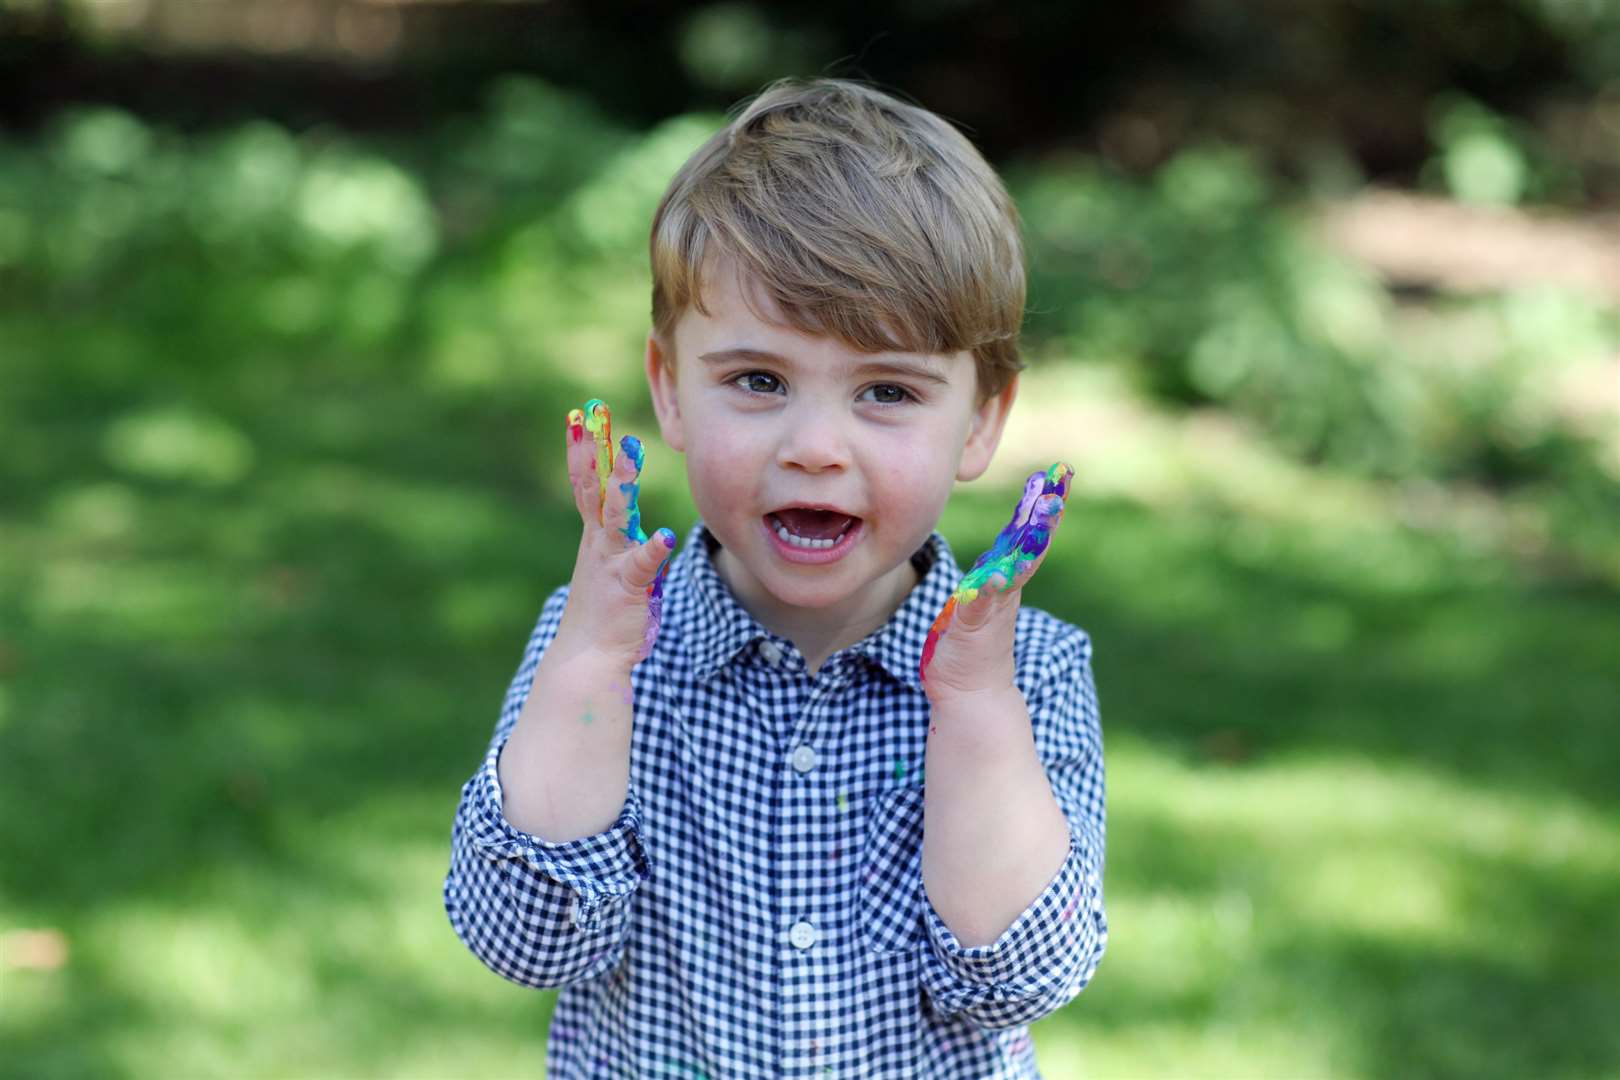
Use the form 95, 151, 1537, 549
924, 678, 1020, 713
544, 626, 638, 680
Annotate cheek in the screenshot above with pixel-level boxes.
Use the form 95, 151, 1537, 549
683, 421, 762, 510
865, 432, 954, 513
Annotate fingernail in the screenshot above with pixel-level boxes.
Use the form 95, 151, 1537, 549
658, 527, 676, 549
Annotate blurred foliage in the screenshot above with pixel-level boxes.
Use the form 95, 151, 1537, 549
8, 0, 1620, 207
1014, 146, 1620, 579
1, 64, 1618, 1080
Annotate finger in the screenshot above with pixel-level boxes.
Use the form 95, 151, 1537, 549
1044, 462, 1075, 500
584, 398, 615, 526
965, 470, 1046, 579
634, 528, 678, 662
602, 434, 645, 541
567, 408, 599, 521
1020, 492, 1063, 555
919, 596, 958, 684
563, 408, 602, 524
1008, 492, 1065, 589
626, 526, 677, 589
950, 577, 1005, 631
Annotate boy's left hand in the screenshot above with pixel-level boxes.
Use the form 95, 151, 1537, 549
920, 463, 1074, 699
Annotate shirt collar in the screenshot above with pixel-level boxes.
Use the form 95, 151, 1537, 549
677, 520, 962, 692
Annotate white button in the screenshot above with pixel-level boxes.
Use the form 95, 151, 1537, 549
789, 920, 817, 949
569, 896, 584, 929
790, 744, 817, 773
758, 640, 782, 665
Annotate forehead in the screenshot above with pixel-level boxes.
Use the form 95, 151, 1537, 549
684, 256, 805, 335
679, 255, 960, 372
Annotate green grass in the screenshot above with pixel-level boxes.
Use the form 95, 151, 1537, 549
4, 367, 1616, 1076
3, 98, 1618, 1079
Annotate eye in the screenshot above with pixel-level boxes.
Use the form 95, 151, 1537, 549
860, 383, 915, 405
732, 371, 783, 395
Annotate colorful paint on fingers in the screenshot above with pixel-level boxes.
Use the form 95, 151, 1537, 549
583, 398, 615, 515
618, 434, 648, 544
641, 527, 676, 661
571, 399, 679, 662
919, 462, 1074, 684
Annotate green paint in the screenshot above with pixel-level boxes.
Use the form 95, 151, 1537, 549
836, 791, 849, 812
894, 757, 907, 781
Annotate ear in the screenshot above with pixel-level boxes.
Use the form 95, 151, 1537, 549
645, 332, 686, 453
956, 373, 1017, 482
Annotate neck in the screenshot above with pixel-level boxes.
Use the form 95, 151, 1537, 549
714, 541, 922, 676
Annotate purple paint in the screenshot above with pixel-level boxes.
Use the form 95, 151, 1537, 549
920, 463, 1073, 685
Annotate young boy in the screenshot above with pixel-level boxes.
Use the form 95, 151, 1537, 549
444, 77, 1107, 1078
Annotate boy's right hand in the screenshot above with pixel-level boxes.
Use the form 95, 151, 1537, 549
552, 399, 677, 673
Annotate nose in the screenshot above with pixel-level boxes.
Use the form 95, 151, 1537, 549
775, 401, 852, 473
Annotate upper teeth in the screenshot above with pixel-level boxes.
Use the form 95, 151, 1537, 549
773, 515, 851, 549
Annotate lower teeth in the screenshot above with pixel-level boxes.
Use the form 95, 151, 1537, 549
772, 518, 851, 550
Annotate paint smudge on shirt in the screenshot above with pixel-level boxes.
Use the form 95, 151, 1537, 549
920, 462, 1073, 686
835, 791, 849, 813
1060, 889, 1081, 922
894, 757, 907, 782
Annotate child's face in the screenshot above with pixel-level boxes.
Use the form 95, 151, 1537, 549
646, 257, 1015, 617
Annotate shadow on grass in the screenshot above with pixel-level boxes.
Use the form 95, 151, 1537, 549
1041, 789, 1620, 1080
3, 320, 1616, 1076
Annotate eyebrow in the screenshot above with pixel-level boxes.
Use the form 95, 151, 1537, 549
697, 347, 953, 387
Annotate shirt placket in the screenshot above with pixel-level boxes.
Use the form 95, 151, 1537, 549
772, 651, 854, 1077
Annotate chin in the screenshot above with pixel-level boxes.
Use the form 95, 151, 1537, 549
759, 575, 862, 611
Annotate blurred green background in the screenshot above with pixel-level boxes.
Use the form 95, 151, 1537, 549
2, 1, 1618, 1077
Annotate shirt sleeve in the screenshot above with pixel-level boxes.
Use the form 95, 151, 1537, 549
919, 619, 1108, 1030
443, 583, 652, 990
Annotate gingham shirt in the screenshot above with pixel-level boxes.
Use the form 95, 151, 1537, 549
444, 520, 1108, 1078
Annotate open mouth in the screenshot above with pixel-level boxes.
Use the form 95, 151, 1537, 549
765, 507, 860, 550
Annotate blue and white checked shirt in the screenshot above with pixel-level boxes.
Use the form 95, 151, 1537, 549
445, 520, 1108, 1078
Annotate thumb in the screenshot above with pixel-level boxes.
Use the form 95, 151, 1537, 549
949, 575, 1007, 632
627, 527, 677, 589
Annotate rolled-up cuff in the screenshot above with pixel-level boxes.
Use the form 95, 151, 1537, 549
921, 825, 1106, 1022
465, 740, 650, 929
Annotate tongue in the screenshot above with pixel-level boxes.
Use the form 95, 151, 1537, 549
773, 508, 855, 539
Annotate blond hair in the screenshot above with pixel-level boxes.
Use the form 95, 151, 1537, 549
649, 77, 1026, 402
